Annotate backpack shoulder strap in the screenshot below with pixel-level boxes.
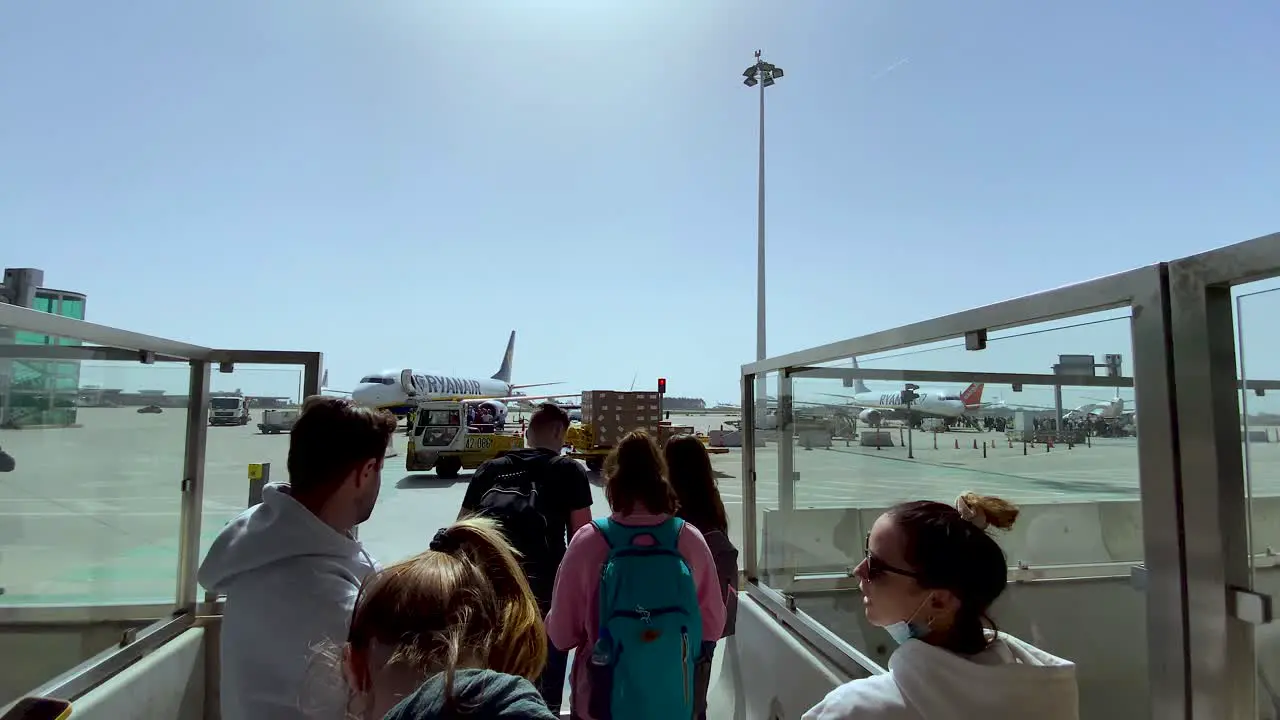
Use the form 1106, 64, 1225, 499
646, 516, 684, 552
591, 517, 615, 549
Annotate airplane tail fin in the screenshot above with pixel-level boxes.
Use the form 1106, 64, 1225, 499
961, 382, 985, 407
491, 330, 515, 384
850, 358, 871, 395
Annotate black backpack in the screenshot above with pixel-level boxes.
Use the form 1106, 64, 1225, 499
475, 454, 552, 571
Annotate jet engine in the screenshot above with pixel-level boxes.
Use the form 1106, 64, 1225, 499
859, 408, 884, 427
477, 399, 509, 426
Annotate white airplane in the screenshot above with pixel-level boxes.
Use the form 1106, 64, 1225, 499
819, 359, 987, 426
344, 331, 569, 417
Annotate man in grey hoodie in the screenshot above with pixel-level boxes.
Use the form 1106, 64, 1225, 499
199, 396, 398, 720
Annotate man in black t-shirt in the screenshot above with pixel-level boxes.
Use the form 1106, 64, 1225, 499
459, 402, 592, 712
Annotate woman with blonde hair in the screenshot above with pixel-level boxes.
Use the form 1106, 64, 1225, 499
803, 492, 1079, 720
342, 517, 558, 719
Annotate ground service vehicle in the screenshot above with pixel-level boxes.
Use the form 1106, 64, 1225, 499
209, 396, 251, 426
258, 408, 299, 434
565, 421, 729, 472
406, 399, 525, 478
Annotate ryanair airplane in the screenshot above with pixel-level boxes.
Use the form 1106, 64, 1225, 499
341, 331, 568, 417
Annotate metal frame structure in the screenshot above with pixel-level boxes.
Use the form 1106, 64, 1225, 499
0, 301, 324, 706
742, 261, 1198, 716
1166, 230, 1280, 718
5, 232, 1280, 715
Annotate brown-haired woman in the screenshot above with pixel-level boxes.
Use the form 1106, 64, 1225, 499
802, 492, 1079, 720
546, 431, 727, 720
342, 518, 559, 719
664, 434, 741, 720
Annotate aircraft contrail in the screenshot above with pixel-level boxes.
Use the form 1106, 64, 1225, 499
872, 57, 911, 81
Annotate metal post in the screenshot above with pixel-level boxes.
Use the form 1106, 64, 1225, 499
175, 359, 211, 610
906, 403, 914, 459
756, 53, 767, 372
775, 371, 796, 591
741, 374, 758, 582
1053, 384, 1064, 437
248, 462, 269, 508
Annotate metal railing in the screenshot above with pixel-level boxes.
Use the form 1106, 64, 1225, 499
740, 230, 1280, 720
0, 300, 323, 707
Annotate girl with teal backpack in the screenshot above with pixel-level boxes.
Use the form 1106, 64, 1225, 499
545, 431, 727, 720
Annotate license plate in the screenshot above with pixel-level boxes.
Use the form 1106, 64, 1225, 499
464, 436, 493, 450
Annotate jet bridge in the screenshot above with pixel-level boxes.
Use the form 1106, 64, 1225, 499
6, 230, 1280, 720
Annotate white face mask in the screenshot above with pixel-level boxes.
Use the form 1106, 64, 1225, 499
884, 592, 935, 645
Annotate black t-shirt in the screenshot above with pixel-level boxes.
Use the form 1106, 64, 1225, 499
461, 448, 592, 596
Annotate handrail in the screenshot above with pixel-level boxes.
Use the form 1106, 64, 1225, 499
0, 302, 213, 360
742, 265, 1157, 377
0, 612, 194, 714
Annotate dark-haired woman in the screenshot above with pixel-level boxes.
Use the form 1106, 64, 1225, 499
546, 431, 726, 720
664, 434, 740, 719
803, 492, 1079, 720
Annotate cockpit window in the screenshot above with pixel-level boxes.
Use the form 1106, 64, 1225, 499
360, 376, 394, 385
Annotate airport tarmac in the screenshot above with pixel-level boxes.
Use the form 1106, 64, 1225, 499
3, 407, 1280, 607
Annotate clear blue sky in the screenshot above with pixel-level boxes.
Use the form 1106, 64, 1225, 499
3, 2, 1279, 405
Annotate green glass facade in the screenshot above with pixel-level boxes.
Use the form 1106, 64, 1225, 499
8, 289, 86, 427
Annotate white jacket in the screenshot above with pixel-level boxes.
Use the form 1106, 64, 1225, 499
804, 633, 1078, 720
198, 483, 379, 720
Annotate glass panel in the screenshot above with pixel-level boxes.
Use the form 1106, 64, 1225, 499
59, 297, 85, 321
198, 364, 307, 568
0, 338, 189, 607
1235, 280, 1280, 719
750, 371, 780, 586
775, 309, 1148, 719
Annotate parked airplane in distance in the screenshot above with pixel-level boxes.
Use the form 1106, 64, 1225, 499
819, 359, 987, 426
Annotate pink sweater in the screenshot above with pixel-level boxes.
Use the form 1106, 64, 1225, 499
545, 511, 727, 720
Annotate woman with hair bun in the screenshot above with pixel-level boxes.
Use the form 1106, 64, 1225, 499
341, 517, 558, 719
803, 492, 1080, 720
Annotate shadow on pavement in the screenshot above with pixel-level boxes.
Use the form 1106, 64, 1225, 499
396, 473, 473, 489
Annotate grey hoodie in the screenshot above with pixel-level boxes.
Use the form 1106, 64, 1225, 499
383, 669, 558, 720
198, 483, 379, 720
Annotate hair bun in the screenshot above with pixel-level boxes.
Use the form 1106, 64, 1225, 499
429, 527, 460, 553
955, 491, 1020, 531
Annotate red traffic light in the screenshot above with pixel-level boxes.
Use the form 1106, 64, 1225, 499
658, 378, 667, 394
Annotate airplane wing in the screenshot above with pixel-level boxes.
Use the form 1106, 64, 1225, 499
511, 381, 566, 391
482, 392, 581, 404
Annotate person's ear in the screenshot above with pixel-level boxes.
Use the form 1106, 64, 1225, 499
351, 458, 377, 489
343, 644, 369, 693
929, 589, 960, 617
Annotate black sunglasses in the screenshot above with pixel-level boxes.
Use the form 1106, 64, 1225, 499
863, 533, 919, 581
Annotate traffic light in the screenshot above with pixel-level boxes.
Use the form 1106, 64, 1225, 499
901, 383, 920, 404
658, 378, 667, 394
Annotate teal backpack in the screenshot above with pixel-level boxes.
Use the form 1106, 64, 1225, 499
586, 517, 703, 720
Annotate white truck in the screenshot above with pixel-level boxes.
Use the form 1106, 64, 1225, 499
209, 396, 251, 426
257, 408, 299, 434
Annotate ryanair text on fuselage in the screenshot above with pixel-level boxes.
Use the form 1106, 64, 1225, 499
412, 374, 487, 396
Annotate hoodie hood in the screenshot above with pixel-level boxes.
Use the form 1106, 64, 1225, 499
198, 482, 374, 592
890, 632, 1079, 719
200, 483, 380, 720
382, 668, 558, 720
803, 632, 1078, 720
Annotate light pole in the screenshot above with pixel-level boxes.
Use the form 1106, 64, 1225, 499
743, 51, 783, 425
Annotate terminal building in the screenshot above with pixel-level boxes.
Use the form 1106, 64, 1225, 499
0, 267, 87, 428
